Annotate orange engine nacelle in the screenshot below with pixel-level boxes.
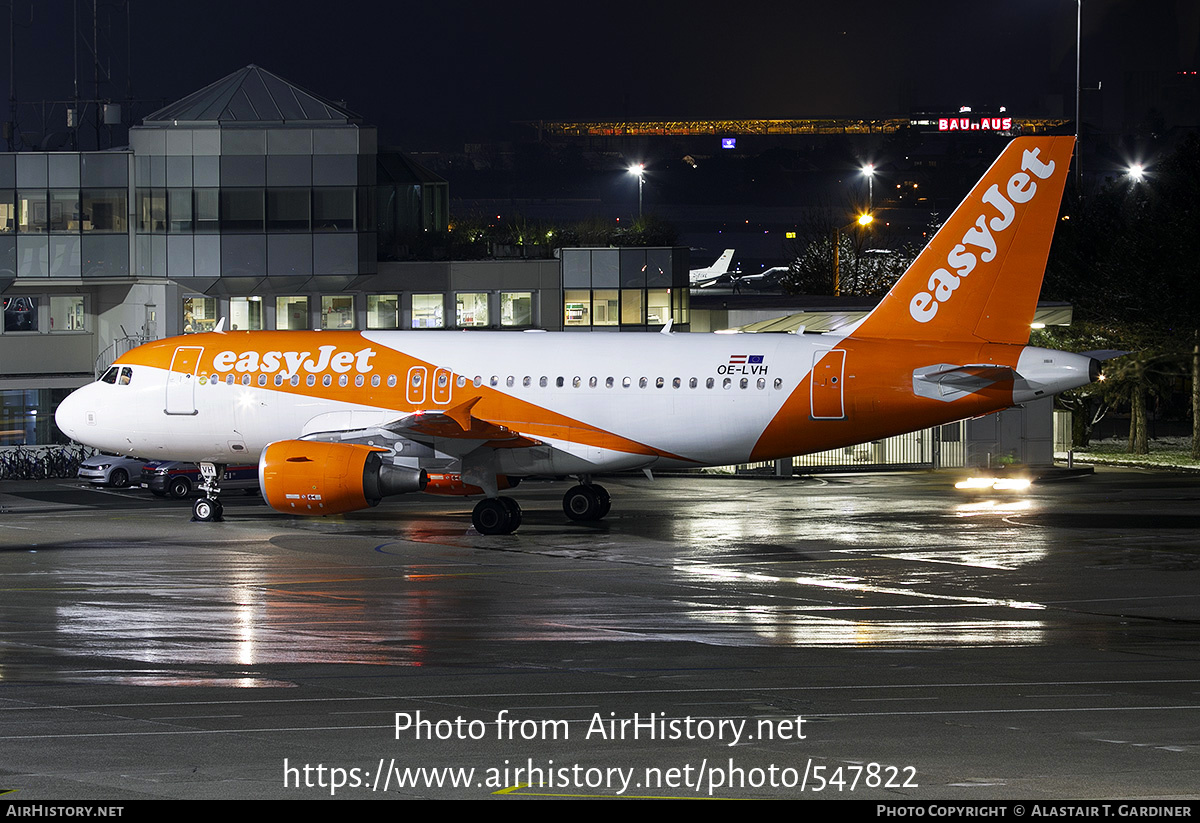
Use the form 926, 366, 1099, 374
259, 440, 426, 516
423, 472, 520, 497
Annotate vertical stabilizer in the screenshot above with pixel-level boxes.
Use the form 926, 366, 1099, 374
853, 136, 1074, 345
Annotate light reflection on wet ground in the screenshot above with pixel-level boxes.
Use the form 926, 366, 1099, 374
1, 470, 1198, 798
1, 471, 1188, 678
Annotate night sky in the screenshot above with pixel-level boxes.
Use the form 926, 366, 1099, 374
8, 0, 1199, 147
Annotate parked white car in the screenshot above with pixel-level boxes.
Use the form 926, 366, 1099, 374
77, 453, 148, 488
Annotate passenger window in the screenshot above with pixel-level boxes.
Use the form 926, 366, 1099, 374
622, 377, 631, 388
689, 377, 697, 389
225, 374, 234, 386
322, 375, 332, 387
506, 376, 514, 387
306, 375, 316, 387
739, 378, 748, 389
588, 377, 597, 388
274, 374, 284, 387
773, 378, 783, 390
606, 377, 614, 388
523, 376, 531, 387
258, 374, 267, 387
655, 377, 664, 389
355, 374, 364, 387
757, 378, 765, 390
539, 376, 548, 387
573, 376, 581, 388
339, 375, 348, 387
639, 377, 647, 388
556, 377, 564, 388
387, 375, 397, 388
723, 378, 732, 389
706, 378, 715, 389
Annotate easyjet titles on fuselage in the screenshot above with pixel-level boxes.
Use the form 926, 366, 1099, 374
210, 345, 378, 376
908, 147, 1057, 324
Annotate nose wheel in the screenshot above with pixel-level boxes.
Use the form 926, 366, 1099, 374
192, 497, 224, 522
191, 462, 226, 522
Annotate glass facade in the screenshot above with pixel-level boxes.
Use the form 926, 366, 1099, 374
0, 388, 73, 445
367, 294, 399, 329
456, 293, 488, 327
412, 294, 443, 328
321, 295, 355, 329
49, 296, 86, 331
500, 292, 533, 327
559, 248, 689, 330
229, 296, 264, 331
182, 296, 218, 333
276, 296, 310, 330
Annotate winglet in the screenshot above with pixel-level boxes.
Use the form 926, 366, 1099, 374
444, 396, 481, 431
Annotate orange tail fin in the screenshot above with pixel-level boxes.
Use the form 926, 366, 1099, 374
853, 136, 1075, 345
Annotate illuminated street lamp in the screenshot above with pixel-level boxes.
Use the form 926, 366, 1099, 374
833, 213, 874, 297
1127, 163, 1145, 183
862, 163, 875, 212
628, 163, 645, 218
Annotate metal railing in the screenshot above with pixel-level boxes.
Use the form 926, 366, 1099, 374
95, 334, 147, 379
722, 422, 966, 475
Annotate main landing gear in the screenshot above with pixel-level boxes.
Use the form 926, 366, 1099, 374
192, 462, 225, 522
562, 482, 611, 522
472, 496, 522, 535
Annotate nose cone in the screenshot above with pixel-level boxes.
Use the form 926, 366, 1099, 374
54, 385, 89, 442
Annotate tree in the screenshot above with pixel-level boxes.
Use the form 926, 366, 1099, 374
1044, 135, 1200, 456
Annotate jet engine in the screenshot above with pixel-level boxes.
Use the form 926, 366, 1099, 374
259, 440, 426, 515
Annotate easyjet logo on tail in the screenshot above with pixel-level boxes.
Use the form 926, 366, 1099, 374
211, 345, 378, 375
909, 148, 1057, 324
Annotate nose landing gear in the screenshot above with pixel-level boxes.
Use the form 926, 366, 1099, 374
192, 462, 226, 522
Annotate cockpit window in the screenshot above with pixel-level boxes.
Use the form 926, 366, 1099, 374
100, 367, 119, 384
119, 367, 133, 385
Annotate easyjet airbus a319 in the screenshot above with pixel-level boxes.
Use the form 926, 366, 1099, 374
55, 137, 1098, 534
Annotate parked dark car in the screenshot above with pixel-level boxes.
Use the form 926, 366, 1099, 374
140, 461, 260, 498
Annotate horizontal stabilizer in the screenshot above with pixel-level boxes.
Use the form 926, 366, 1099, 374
913, 363, 1016, 403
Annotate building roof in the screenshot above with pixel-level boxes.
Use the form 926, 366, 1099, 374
143, 65, 361, 126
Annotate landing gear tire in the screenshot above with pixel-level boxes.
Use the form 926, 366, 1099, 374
593, 484, 611, 518
563, 484, 608, 522
192, 497, 223, 522
473, 496, 520, 535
